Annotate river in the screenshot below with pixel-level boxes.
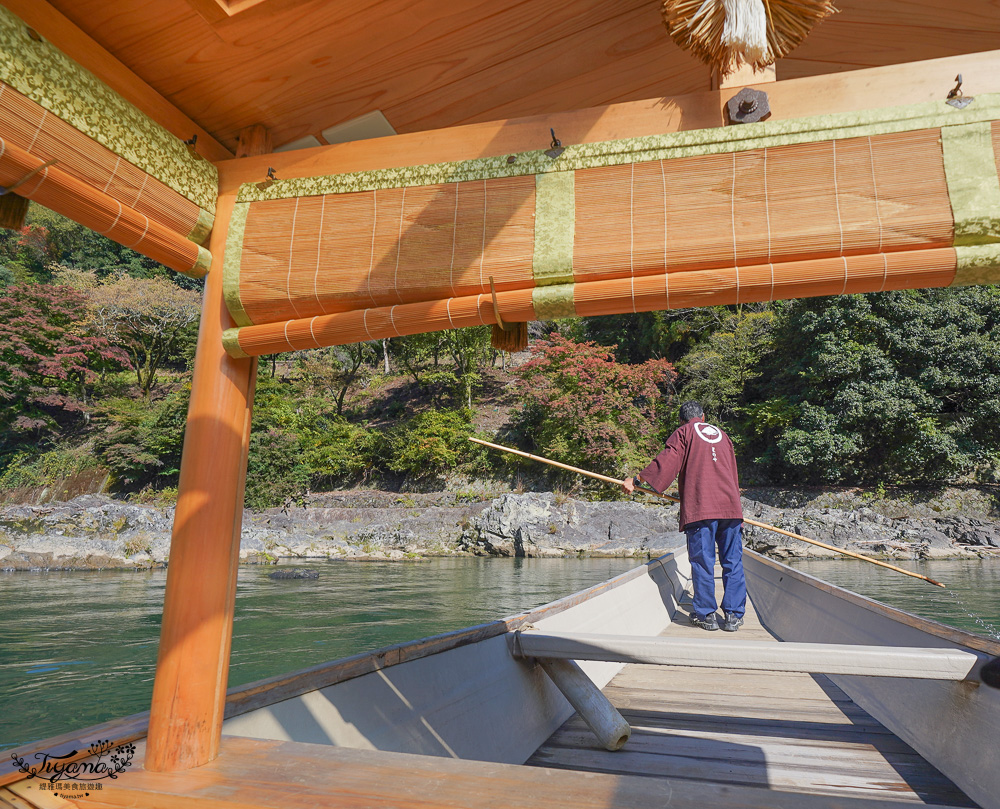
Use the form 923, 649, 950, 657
3, 554, 998, 752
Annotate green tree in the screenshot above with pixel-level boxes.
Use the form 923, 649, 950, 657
88, 274, 201, 398
390, 327, 492, 408
297, 343, 379, 416
94, 388, 191, 490
745, 288, 1000, 484
677, 305, 775, 427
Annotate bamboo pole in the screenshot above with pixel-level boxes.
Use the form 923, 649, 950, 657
469, 438, 946, 588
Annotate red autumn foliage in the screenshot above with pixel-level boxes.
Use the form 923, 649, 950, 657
0, 283, 130, 441
512, 333, 676, 477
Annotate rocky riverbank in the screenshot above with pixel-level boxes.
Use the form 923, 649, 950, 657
1, 488, 998, 571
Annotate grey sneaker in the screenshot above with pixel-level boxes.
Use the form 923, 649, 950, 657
690, 613, 719, 631
722, 612, 744, 632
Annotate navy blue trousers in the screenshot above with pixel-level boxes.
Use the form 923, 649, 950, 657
685, 518, 746, 620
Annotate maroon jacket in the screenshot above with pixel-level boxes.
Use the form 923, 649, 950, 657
639, 419, 743, 531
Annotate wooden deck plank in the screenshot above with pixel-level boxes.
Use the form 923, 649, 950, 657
47, 735, 967, 809
526, 573, 976, 807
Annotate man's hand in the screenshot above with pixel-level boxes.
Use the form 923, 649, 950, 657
621, 476, 636, 494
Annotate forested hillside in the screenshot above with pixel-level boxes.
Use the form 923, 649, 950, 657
3, 204, 1000, 508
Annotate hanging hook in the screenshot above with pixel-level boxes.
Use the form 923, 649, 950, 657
255, 167, 277, 191
544, 128, 565, 159
946, 74, 974, 109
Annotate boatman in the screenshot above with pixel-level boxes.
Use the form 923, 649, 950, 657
622, 401, 746, 632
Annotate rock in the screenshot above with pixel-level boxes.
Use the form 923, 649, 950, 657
459, 492, 684, 558
1, 488, 998, 570
268, 569, 319, 579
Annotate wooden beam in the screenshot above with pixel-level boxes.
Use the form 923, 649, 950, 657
215, 49, 1000, 195
145, 122, 272, 770
514, 631, 979, 680
0, 0, 232, 161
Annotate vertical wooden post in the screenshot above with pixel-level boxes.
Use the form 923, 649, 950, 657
235, 124, 272, 159
712, 63, 776, 91
147, 126, 269, 772
145, 193, 252, 771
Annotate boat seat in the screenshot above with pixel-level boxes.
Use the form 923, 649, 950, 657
512, 631, 979, 680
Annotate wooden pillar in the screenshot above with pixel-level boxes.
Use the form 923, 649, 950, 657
146, 126, 269, 772
712, 63, 776, 90
235, 124, 272, 159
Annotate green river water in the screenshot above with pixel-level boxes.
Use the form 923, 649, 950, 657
3, 554, 998, 753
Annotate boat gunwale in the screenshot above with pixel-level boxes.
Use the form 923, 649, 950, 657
1, 552, 680, 785
746, 549, 1000, 655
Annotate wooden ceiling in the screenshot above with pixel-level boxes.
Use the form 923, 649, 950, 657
19, 0, 1000, 154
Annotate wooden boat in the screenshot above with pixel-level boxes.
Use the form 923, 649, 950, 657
3, 2, 1000, 805
4, 548, 998, 808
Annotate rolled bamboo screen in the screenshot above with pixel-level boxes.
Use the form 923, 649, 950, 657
0, 136, 210, 277
223, 105, 1000, 357
0, 82, 211, 245
0, 4, 217, 277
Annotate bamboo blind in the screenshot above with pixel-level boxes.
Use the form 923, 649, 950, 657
227, 248, 957, 356
994, 121, 1000, 177
223, 124, 993, 357
237, 176, 536, 324
574, 130, 952, 282
0, 136, 209, 277
0, 81, 209, 244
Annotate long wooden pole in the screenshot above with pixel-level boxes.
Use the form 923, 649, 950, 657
469, 438, 945, 588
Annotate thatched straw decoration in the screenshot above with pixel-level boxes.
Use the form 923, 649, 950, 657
491, 322, 528, 353
661, 0, 838, 77
0, 192, 30, 230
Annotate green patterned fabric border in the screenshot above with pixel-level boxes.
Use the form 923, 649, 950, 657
953, 244, 1000, 286
941, 122, 1000, 247
532, 284, 576, 320
223, 203, 252, 327
221, 327, 250, 358
0, 5, 217, 213
237, 95, 1000, 204
532, 172, 575, 286
188, 209, 215, 246
188, 246, 212, 279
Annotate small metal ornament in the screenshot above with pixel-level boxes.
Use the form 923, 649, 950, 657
726, 87, 771, 125
544, 128, 565, 159
255, 167, 277, 191
946, 74, 974, 109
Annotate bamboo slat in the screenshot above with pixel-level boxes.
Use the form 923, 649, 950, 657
573, 130, 952, 282
237, 176, 536, 324
993, 121, 1000, 176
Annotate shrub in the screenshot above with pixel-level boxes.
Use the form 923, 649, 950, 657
245, 428, 311, 509
383, 410, 474, 480
0, 446, 102, 491
511, 334, 675, 479
94, 388, 190, 490
302, 417, 370, 486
